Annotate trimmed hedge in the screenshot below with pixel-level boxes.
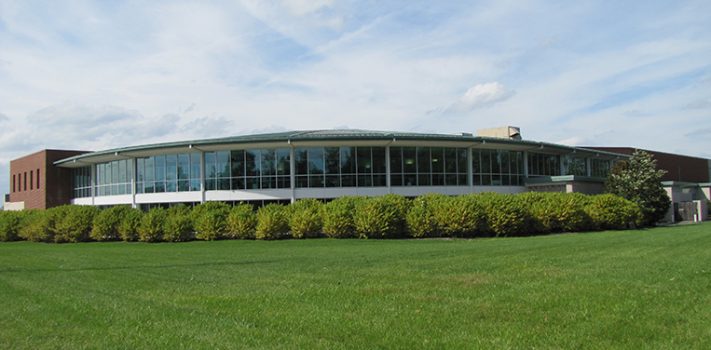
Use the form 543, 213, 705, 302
118, 208, 143, 242
192, 202, 230, 240
163, 205, 194, 242
289, 199, 323, 239
137, 208, 166, 242
226, 204, 257, 239
585, 194, 641, 230
1, 192, 646, 243
437, 194, 485, 237
322, 196, 363, 238
91, 205, 133, 241
478, 193, 530, 237
354, 194, 409, 239
256, 204, 289, 240
0, 210, 27, 241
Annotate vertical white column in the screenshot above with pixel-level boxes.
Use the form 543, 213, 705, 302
559, 155, 565, 176
289, 146, 296, 203
586, 157, 592, 177
131, 158, 137, 209
90, 164, 96, 206
523, 151, 529, 178
199, 151, 206, 204
385, 145, 391, 193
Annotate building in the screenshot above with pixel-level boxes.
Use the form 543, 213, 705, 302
5, 149, 88, 211
4, 128, 710, 221
591, 147, 711, 222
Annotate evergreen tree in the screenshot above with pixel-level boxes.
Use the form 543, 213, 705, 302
605, 150, 670, 226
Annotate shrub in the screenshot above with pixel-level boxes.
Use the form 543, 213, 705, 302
118, 208, 143, 242
406, 194, 442, 238
0, 211, 27, 241
322, 196, 363, 238
435, 194, 485, 237
163, 205, 194, 242
91, 206, 133, 241
354, 194, 409, 239
585, 194, 642, 230
18, 210, 52, 242
522, 192, 592, 233
605, 150, 670, 226
137, 208, 167, 242
289, 199, 323, 239
226, 204, 257, 239
256, 204, 289, 240
478, 193, 530, 237
52, 205, 99, 243
192, 202, 230, 240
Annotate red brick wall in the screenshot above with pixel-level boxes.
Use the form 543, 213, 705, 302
589, 147, 710, 183
8, 150, 88, 209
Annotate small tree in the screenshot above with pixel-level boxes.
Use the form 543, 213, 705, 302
605, 150, 670, 226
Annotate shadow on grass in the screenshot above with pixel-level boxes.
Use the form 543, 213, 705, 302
0, 259, 281, 274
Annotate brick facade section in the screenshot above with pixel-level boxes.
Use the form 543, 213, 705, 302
8, 150, 88, 209
589, 147, 710, 183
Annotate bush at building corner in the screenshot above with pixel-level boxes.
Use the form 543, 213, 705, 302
163, 205, 194, 242
289, 199, 323, 239
585, 194, 642, 230
137, 208, 167, 242
256, 204, 289, 240
192, 202, 230, 240
226, 204, 257, 239
0, 210, 28, 241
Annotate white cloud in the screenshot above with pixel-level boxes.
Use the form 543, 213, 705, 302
281, 0, 334, 16
444, 82, 514, 113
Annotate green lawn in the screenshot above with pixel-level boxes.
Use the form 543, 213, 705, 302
1, 223, 710, 349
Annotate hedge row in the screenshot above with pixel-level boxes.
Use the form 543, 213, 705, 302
0, 192, 642, 243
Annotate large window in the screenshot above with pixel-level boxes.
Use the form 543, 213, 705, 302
390, 147, 468, 186
71, 166, 92, 198
528, 152, 560, 176
472, 149, 524, 186
591, 159, 612, 178
205, 149, 290, 190
562, 155, 588, 176
295, 146, 386, 188
137, 153, 201, 193
96, 160, 133, 196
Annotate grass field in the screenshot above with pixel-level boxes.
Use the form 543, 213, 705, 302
1, 223, 710, 349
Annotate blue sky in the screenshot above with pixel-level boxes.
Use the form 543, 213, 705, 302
1, 0, 710, 198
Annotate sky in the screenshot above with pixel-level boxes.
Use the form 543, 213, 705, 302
1, 0, 710, 197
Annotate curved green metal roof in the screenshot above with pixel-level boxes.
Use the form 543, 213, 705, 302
54, 129, 628, 165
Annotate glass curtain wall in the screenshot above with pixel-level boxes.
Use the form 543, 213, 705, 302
561, 155, 588, 176
472, 149, 524, 186
528, 152, 561, 176
137, 153, 201, 193
390, 147, 468, 186
95, 159, 133, 196
71, 166, 92, 198
205, 149, 290, 190
591, 159, 613, 178
295, 146, 386, 188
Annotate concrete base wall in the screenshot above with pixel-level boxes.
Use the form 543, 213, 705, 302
3, 201, 25, 211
